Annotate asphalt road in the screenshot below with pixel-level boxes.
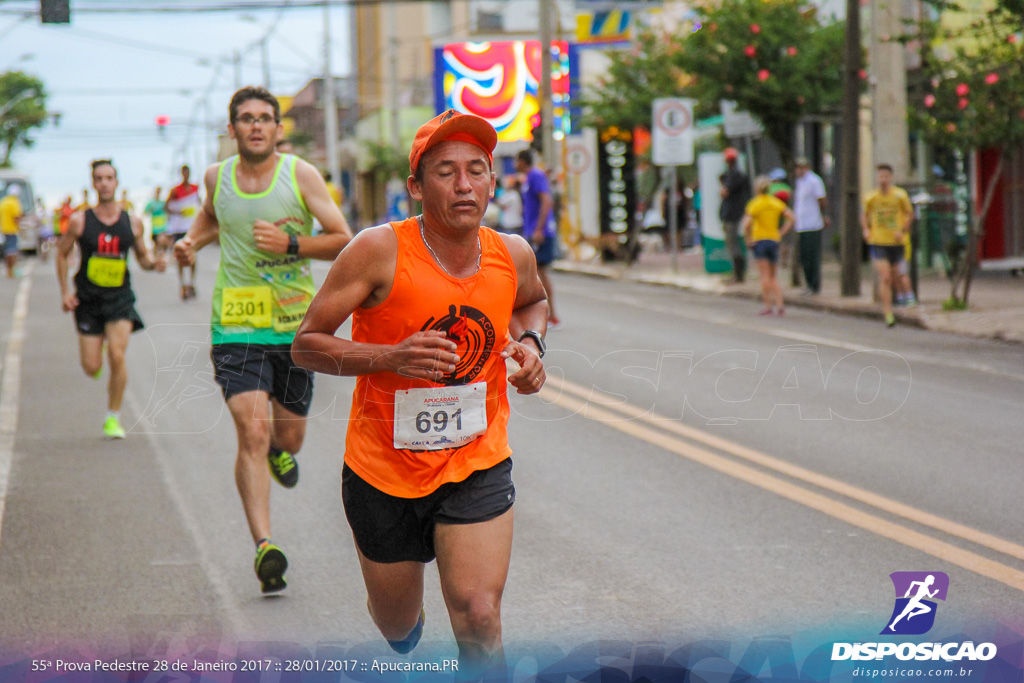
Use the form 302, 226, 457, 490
0, 252, 1021, 672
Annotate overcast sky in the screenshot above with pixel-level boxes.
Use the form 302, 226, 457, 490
2, 1, 352, 207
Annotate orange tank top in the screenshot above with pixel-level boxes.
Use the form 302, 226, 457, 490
345, 216, 518, 498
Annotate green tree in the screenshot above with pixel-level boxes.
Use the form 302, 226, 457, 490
579, 29, 696, 132
0, 71, 48, 168
906, 2, 1024, 307
676, 0, 845, 170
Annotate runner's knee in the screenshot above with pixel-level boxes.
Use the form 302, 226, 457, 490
274, 428, 304, 455
238, 420, 272, 457
107, 344, 126, 367
447, 591, 502, 640
81, 358, 102, 377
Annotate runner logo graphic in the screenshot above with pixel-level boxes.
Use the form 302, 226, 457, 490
881, 571, 949, 635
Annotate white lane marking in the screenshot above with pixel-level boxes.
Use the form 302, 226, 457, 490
0, 262, 34, 550
124, 390, 248, 636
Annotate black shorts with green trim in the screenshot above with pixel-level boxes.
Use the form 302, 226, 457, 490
210, 342, 314, 416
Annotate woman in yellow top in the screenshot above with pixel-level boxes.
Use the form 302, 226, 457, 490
743, 175, 795, 316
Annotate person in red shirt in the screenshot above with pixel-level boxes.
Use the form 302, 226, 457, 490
165, 165, 202, 299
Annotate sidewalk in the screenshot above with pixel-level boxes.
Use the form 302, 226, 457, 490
554, 246, 1024, 344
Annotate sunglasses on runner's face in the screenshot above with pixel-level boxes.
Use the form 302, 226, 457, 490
235, 115, 278, 126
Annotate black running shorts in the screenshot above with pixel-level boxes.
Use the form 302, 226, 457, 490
74, 294, 144, 336
210, 343, 314, 416
342, 458, 515, 564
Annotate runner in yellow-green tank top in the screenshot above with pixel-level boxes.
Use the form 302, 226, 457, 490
173, 86, 353, 595
211, 153, 316, 345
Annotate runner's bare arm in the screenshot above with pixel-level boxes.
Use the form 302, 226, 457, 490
294, 158, 353, 258
499, 233, 547, 394
129, 214, 164, 272
249, 159, 353, 259
174, 165, 220, 266
292, 226, 460, 380
56, 211, 85, 309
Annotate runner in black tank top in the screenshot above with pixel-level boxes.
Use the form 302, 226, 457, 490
56, 159, 166, 439
74, 208, 137, 312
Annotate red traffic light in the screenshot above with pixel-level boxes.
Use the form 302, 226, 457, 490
155, 115, 171, 126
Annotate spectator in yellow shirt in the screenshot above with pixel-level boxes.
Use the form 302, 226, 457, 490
323, 171, 343, 207
0, 185, 24, 278
743, 176, 794, 316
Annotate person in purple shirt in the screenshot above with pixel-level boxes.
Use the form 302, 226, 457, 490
516, 149, 559, 327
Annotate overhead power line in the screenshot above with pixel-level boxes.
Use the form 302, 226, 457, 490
0, 0, 445, 15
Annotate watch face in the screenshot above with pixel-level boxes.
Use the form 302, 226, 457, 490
521, 331, 545, 356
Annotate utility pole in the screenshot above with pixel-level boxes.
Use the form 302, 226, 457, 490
869, 0, 908, 180
261, 38, 271, 90
538, 0, 555, 171
387, 2, 401, 150
840, 0, 862, 296
323, 2, 341, 190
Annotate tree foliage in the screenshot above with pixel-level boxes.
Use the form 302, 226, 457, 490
677, 0, 845, 167
904, 2, 1024, 306
580, 0, 845, 169
579, 29, 695, 132
0, 71, 48, 168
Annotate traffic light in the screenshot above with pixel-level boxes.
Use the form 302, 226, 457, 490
40, 0, 70, 24
155, 115, 170, 139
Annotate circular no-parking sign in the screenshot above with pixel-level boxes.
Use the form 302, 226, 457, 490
654, 100, 692, 137
652, 97, 696, 166
566, 142, 592, 175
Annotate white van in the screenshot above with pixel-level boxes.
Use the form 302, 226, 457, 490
0, 170, 42, 254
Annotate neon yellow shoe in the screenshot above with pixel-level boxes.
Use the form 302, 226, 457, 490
268, 448, 299, 488
254, 544, 288, 594
103, 415, 126, 439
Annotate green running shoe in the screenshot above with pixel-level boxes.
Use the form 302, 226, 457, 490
103, 415, 126, 439
268, 448, 299, 488
885, 312, 896, 328
254, 544, 288, 594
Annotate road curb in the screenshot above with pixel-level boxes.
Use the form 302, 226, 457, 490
552, 260, 995, 338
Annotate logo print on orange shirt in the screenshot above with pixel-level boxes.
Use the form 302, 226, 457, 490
421, 304, 495, 386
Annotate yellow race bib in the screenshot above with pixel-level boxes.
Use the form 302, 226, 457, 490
221, 286, 273, 328
86, 256, 127, 288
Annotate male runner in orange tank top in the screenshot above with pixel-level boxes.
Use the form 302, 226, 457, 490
294, 110, 549, 680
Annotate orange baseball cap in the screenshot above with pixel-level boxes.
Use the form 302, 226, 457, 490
723, 147, 739, 161
409, 109, 497, 175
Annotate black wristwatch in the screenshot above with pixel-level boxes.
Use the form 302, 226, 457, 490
518, 330, 546, 358
287, 234, 299, 255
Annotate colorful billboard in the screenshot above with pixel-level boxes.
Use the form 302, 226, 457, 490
434, 41, 571, 143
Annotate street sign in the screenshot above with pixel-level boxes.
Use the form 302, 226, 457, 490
721, 100, 763, 138
651, 98, 695, 166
